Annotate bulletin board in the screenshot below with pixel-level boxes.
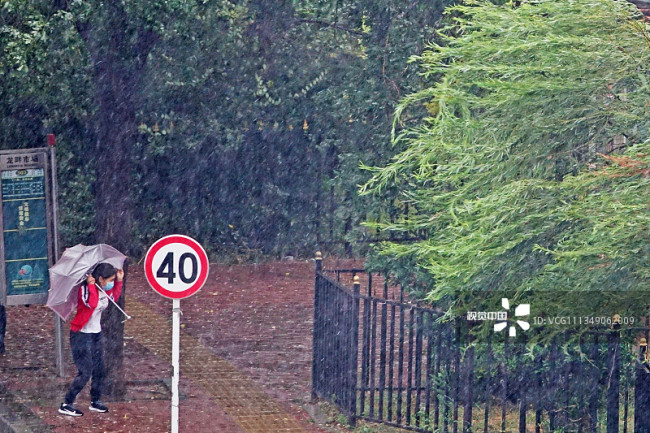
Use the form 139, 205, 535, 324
0, 148, 56, 306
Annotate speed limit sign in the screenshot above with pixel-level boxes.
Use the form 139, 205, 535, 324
144, 234, 209, 433
144, 234, 209, 299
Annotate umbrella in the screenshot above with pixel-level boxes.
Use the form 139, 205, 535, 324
47, 244, 127, 321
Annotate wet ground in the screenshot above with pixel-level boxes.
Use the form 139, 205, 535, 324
0, 258, 398, 433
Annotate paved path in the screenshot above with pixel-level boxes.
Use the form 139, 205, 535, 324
124, 297, 308, 433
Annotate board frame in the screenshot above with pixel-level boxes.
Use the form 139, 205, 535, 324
0, 147, 57, 306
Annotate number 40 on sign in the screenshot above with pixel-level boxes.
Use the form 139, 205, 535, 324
145, 234, 209, 299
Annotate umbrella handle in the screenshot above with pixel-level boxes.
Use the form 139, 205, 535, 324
97, 287, 132, 321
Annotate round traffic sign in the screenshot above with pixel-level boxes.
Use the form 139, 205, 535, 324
144, 235, 209, 299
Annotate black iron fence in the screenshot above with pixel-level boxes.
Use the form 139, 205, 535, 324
311, 257, 650, 433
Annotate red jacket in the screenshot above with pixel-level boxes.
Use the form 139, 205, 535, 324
70, 280, 123, 332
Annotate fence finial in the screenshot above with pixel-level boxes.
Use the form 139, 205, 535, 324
315, 251, 323, 273
640, 338, 650, 372
611, 314, 622, 329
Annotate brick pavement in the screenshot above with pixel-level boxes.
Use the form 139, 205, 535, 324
124, 297, 308, 433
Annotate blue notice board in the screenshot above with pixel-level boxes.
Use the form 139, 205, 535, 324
2, 169, 49, 296
0, 149, 55, 305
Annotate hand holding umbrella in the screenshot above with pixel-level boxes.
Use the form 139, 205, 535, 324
94, 269, 131, 321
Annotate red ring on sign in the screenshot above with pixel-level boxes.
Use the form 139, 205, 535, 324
144, 235, 209, 299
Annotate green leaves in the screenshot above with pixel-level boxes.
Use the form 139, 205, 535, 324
364, 0, 650, 330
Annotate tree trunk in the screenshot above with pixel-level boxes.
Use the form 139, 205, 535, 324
87, 7, 134, 401
101, 261, 129, 399
93, 87, 132, 400
70, 1, 157, 400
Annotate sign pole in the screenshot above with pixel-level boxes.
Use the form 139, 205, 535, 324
144, 234, 209, 433
48, 136, 65, 378
172, 298, 181, 433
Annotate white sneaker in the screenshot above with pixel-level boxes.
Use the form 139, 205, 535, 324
59, 403, 83, 417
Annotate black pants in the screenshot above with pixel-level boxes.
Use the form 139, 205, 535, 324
64, 331, 105, 404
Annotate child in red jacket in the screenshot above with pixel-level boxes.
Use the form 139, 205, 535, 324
59, 263, 124, 417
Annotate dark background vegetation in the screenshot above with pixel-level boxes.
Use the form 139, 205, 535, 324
0, 0, 452, 260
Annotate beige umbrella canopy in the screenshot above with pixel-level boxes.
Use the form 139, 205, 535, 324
46, 244, 126, 321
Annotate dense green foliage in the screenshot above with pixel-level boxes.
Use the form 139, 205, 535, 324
0, 0, 451, 259
363, 0, 650, 329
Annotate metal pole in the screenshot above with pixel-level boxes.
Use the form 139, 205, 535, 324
97, 286, 131, 320
607, 318, 621, 433
54, 315, 65, 376
172, 298, 181, 433
464, 329, 474, 433
635, 338, 650, 433
49, 143, 65, 378
348, 275, 360, 427
311, 251, 322, 401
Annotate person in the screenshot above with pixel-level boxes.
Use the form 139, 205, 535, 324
58, 263, 124, 417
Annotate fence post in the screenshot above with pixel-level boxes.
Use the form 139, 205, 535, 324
359, 274, 371, 420
311, 251, 323, 401
519, 334, 527, 433
635, 338, 650, 433
607, 316, 621, 433
463, 326, 475, 433
348, 275, 361, 427
589, 334, 599, 433
502, 332, 509, 433
453, 319, 461, 433
379, 279, 388, 422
